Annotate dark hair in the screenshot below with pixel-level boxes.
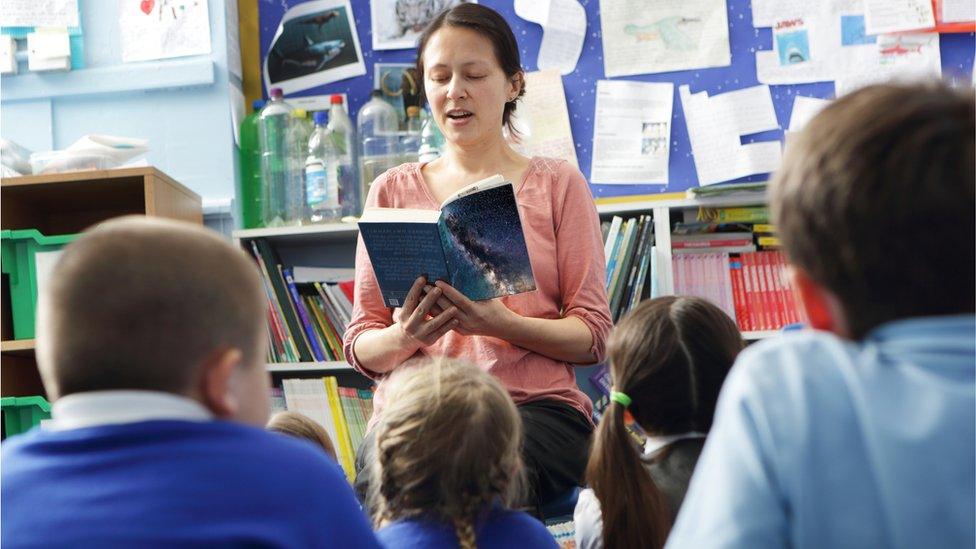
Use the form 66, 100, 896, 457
770, 82, 976, 339
415, 3, 526, 136
585, 296, 744, 549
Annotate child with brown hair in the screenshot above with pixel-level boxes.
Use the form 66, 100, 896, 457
370, 358, 557, 549
669, 83, 975, 548
574, 296, 744, 549
267, 411, 338, 461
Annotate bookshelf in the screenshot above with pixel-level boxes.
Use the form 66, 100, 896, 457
1, 167, 203, 398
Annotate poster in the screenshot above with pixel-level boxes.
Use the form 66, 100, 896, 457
371, 0, 472, 51
118, 0, 212, 63
509, 70, 579, 167
375, 62, 422, 127
590, 80, 674, 184
599, 0, 731, 77
264, 0, 365, 95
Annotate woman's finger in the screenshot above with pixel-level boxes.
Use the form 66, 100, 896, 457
423, 286, 455, 315
418, 306, 458, 338
434, 281, 473, 312
399, 276, 427, 316
408, 285, 442, 326
423, 317, 460, 344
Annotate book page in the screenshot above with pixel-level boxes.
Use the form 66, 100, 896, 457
442, 174, 506, 206
439, 183, 535, 301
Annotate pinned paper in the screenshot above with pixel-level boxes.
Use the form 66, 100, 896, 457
600, 0, 731, 77
863, 0, 935, 34
514, 0, 586, 75
679, 85, 782, 186
0, 0, 79, 28
788, 96, 831, 132
834, 32, 941, 95
510, 70, 579, 167
590, 80, 674, 185
118, 0, 212, 63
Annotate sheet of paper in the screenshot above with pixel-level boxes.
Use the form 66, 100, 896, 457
0, 0, 79, 28
599, 0, 730, 78
263, 0, 366, 95
788, 96, 831, 131
225, 0, 242, 80
751, 0, 807, 27
511, 70, 579, 167
514, 0, 586, 75
834, 32, 941, 95
371, 0, 469, 50
941, 0, 976, 23
118, 0, 212, 63
590, 80, 674, 184
679, 84, 782, 186
863, 0, 935, 34
230, 84, 245, 147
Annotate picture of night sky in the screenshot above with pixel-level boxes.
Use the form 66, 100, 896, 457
438, 183, 536, 301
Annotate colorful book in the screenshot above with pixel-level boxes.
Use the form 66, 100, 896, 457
324, 377, 356, 481
358, 175, 535, 307
283, 268, 327, 362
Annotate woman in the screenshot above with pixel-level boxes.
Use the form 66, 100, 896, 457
575, 297, 744, 548
342, 3, 612, 512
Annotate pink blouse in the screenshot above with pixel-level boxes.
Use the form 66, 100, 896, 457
343, 157, 613, 428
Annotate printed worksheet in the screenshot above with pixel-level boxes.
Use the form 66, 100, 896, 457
590, 80, 673, 184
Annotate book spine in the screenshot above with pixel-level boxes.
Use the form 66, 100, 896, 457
603, 216, 623, 269
249, 240, 300, 362
312, 295, 345, 361
672, 238, 753, 249
761, 253, 783, 329
284, 269, 327, 362
324, 378, 356, 481
771, 252, 792, 326
605, 218, 628, 289
254, 239, 313, 361
729, 256, 748, 330
741, 253, 758, 331
304, 296, 339, 361
615, 216, 649, 320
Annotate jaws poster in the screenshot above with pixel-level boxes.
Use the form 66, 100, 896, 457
263, 0, 366, 95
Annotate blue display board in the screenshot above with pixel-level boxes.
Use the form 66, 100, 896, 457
259, 0, 975, 197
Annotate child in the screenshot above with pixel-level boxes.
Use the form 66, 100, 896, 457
370, 358, 558, 549
1, 216, 380, 548
574, 296, 743, 549
669, 83, 975, 548
268, 411, 338, 460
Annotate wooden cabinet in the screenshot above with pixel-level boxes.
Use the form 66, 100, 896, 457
1, 167, 203, 397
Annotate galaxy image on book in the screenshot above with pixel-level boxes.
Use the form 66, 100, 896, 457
438, 184, 536, 301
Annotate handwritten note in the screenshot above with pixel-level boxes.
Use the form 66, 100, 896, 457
864, 0, 935, 34
0, 0, 79, 28
512, 70, 579, 167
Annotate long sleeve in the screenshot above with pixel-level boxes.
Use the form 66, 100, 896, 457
553, 167, 613, 363
342, 175, 394, 379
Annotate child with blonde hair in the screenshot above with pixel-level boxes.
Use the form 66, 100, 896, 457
370, 358, 557, 549
267, 411, 338, 461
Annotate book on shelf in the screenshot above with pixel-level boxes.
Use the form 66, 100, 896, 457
672, 250, 806, 332
603, 215, 657, 322
247, 239, 353, 364
358, 175, 535, 308
697, 206, 770, 223
279, 377, 374, 481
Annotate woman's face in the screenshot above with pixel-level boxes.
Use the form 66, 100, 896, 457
422, 26, 520, 148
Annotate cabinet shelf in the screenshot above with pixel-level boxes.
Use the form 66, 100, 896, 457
1, 339, 35, 357
266, 361, 353, 373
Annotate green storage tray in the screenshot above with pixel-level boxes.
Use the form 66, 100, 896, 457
1, 396, 51, 438
1, 229, 79, 340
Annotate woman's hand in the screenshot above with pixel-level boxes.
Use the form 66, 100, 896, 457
396, 277, 459, 346
426, 280, 519, 338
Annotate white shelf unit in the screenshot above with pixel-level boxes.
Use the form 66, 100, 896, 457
266, 361, 354, 373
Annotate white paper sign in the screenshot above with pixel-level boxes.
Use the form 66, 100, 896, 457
118, 0, 212, 63
679, 84, 782, 186
590, 80, 674, 184
0, 0, 79, 28
863, 0, 935, 34
514, 0, 586, 75
599, 0, 731, 77
788, 95, 831, 132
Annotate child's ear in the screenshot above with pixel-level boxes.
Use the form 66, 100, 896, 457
197, 349, 242, 418
789, 266, 850, 338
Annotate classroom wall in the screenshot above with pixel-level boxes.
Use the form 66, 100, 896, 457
258, 0, 975, 198
0, 0, 242, 204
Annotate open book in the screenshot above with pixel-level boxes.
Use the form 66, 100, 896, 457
358, 175, 536, 307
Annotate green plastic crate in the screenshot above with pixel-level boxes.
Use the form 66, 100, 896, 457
1, 229, 78, 340
1, 396, 51, 438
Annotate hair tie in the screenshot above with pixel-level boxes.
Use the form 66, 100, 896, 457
610, 390, 632, 408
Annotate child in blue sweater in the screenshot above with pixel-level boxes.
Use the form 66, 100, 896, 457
1, 216, 380, 548
369, 358, 557, 549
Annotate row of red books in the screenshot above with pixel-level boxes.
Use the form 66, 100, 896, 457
728, 251, 807, 332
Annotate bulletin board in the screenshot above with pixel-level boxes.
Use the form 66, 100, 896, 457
258, 0, 975, 198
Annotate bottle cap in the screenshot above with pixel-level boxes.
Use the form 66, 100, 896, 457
330, 94, 344, 104
313, 111, 328, 125
292, 108, 307, 118
270, 87, 283, 99
371, 89, 384, 98
407, 106, 420, 117
252, 100, 266, 111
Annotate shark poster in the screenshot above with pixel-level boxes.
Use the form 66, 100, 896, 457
263, 0, 365, 95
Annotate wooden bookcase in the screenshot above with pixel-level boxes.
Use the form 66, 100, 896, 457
1, 167, 203, 398
233, 191, 778, 380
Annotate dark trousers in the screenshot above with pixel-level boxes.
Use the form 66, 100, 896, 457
355, 399, 593, 514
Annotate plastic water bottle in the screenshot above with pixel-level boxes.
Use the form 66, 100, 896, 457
285, 108, 313, 223
418, 111, 446, 163
238, 99, 265, 229
357, 89, 400, 195
399, 105, 423, 163
305, 111, 342, 223
259, 88, 299, 227
325, 94, 362, 218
